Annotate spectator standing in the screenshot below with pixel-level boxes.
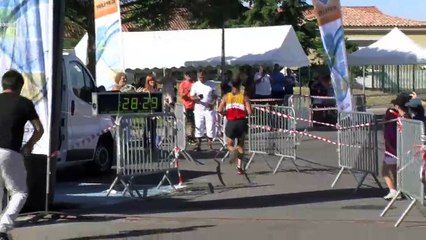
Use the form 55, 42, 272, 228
159, 70, 177, 111
190, 70, 218, 151
283, 68, 296, 96
0, 70, 44, 239
406, 98, 426, 123
241, 66, 255, 99
382, 93, 411, 200
253, 66, 271, 99
111, 72, 127, 91
178, 72, 196, 144
270, 64, 285, 99
220, 70, 233, 97
142, 74, 160, 150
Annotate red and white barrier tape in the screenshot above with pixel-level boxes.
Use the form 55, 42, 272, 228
397, 146, 426, 174
311, 107, 338, 111
48, 124, 117, 158
61, 111, 112, 120
301, 95, 336, 99
249, 124, 361, 148
254, 106, 338, 128
254, 106, 401, 130
250, 98, 286, 102
251, 123, 426, 165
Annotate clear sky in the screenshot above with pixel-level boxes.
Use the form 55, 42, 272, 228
305, 0, 426, 21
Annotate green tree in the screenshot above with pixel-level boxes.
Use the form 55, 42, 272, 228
65, 0, 177, 78
178, 0, 247, 28
240, 0, 358, 62
237, 0, 317, 54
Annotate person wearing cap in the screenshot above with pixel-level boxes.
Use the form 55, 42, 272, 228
406, 98, 426, 124
382, 92, 411, 200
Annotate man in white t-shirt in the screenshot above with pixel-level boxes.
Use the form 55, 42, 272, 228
254, 66, 271, 99
190, 69, 218, 151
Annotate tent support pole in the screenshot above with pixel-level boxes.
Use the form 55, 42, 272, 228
362, 66, 366, 95
299, 67, 303, 95
396, 65, 400, 93
220, 21, 225, 84
412, 64, 416, 92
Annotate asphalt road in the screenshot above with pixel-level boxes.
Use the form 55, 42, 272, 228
10, 128, 426, 240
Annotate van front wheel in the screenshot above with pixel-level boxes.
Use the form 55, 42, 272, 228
92, 139, 113, 174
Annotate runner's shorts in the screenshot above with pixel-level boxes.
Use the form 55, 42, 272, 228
225, 118, 248, 139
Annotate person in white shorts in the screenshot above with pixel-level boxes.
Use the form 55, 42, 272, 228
0, 70, 44, 240
190, 69, 218, 151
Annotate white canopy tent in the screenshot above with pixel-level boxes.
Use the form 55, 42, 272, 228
348, 27, 426, 66
74, 25, 310, 70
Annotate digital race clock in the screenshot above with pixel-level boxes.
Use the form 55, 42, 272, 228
91, 92, 163, 115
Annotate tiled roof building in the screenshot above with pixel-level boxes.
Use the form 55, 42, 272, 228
306, 6, 426, 47
305, 6, 426, 27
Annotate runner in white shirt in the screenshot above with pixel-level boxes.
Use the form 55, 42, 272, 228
190, 70, 218, 151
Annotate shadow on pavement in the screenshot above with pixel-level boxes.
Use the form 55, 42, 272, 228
252, 168, 336, 176
57, 168, 216, 185
340, 204, 391, 210
76, 188, 386, 216
17, 214, 123, 228
62, 225, 215, 240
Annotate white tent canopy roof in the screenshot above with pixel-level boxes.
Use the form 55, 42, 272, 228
74, 25, 310, 70
348, 27, 426, 66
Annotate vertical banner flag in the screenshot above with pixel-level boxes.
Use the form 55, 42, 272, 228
312, 0, 352, 112
0, 0, 53, 155
94, 0, 124, 89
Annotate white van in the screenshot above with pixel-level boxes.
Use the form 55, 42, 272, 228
58, 52, 114, 173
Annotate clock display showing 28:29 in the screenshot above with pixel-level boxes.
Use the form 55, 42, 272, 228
119, 94, 161, 112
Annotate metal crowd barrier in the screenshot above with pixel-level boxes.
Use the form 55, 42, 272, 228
288, 94, 366, 130
175, 104, 226, 163
106, 113, 177, 197
288, 95, 312, 130
331, 111, 383, 191
214, 112, 230, 162
174, 104, 196, 163
246, 105, 298, 174
381, 119, 425, 227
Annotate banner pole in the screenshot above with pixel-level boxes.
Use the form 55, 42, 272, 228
312, 0, 352, 112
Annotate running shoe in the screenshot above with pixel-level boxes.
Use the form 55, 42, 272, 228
236, 166, 244, 175
383, 190, 401, 200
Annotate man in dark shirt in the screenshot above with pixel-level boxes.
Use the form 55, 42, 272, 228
220, 70, 233, 97
283, 68, 296, 96
406, 98, 426, 123
0, 70, 44, 239
270, 64, 285, 99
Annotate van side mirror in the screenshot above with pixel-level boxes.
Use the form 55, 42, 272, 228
97, 86, 106, 92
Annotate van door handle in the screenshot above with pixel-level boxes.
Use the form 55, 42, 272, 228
71, 100, 75, 116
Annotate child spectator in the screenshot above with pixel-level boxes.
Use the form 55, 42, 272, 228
382, 92, 411, 200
